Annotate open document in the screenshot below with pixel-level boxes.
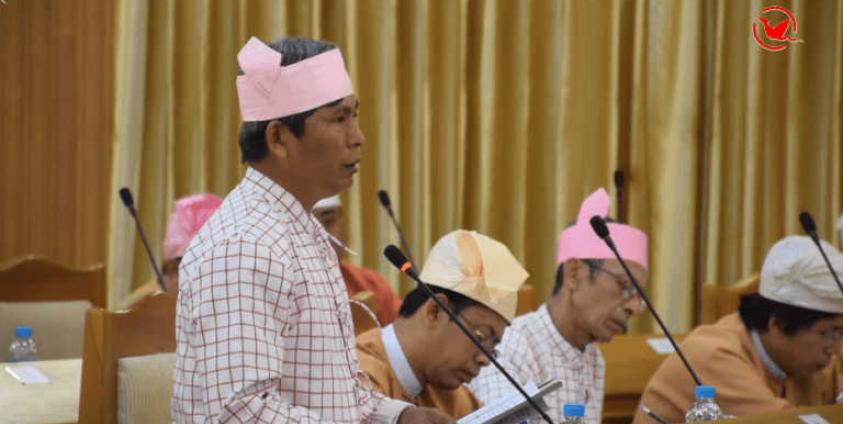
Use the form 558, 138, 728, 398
458, 379, 561, 424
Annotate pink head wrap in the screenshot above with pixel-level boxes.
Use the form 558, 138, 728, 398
236, 37, 354, 121
162, 193, 223, 260
555, 188, 648, 269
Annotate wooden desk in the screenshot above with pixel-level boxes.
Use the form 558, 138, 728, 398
706, 404, 843, 423
0, 358, 81, 423
600, 333, 685, 424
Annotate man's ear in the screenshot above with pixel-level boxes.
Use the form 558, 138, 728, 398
564, 258, 582, 291
768, 316, 785, 336
423, 294, 450, 328
264, 120, 293, 159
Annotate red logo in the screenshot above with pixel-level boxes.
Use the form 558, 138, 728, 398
752, 6, 802, 51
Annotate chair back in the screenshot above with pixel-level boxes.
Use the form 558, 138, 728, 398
516, 284, 537, 316
78, 292, 177, 423
700, 274, 760, 324
350, 291, 380, 335
0, 255, 106, 359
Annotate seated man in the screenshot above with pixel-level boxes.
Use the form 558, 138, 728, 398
469, 188, 649, 424
120, 193, 221, 309
356, 230, 529, 419
633, 235, 843, 423
313, 195, 402, 324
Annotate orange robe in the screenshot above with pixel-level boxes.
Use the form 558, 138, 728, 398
633, 313, 843, 423
341, 261, 402, 325
356, 327, 481, 419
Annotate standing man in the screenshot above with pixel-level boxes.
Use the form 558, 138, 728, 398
469, 188, 649, 423
173, 36, 451, 423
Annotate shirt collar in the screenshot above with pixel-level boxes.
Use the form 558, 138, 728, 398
381, 324, 423, 398
241, 167, 317, 233
750, 329, 788, 381
537, 304, 588, 363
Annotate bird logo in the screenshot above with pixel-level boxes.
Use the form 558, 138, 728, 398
752, 6, 802, 52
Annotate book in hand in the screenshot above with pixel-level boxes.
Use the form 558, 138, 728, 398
458, 379, 561, 424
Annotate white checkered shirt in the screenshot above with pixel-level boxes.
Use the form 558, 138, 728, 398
172, 167, 410, 423
468, 305, 605, 423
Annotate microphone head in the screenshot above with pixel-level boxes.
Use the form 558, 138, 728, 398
384, 244, 408, 268
377, 190, 391, 208
118, 187, 134, 208
590, 215, 611, 239
384, 244, 418, 278
799, 212, 817, 234
613, 170, 624, 188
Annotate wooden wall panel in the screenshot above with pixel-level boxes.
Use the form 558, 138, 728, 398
0, 0, 114, 267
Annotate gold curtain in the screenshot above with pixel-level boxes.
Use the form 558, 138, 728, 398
108, 0, 843, 332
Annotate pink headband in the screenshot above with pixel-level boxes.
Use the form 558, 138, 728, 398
555, 188, 648, 269
236, 37, 354, 121
162, 193, 223, 260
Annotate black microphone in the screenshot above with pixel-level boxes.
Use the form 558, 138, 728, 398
799, 211, 843, 296
377, 189, 417, 268
613, 170, 624, 220
589, 216, 703, 387
119, 187, 166, 290
384, 245, 554, 424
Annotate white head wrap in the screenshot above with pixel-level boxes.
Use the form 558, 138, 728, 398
760, 235, 843, 314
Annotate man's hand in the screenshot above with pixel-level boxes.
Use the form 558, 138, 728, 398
397, 406, 456, 424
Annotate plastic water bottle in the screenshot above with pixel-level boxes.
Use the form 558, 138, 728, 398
562, 403, 585, 424
685, 385, 722, 421
8, 326, 38, 362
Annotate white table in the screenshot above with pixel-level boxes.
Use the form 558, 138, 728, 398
0, 358, 80, 423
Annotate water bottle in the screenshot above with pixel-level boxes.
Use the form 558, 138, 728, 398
685, 385, 722, 422
8, 326, 38, 362
562, 403, 585, 424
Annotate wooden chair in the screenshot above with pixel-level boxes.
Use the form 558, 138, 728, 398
600, 333, 687, 424
78, 292, 177, 423
515, 284, 537, 316
0, 255, 106, 306
0, 255, 106, 359
350, 290, 380, 335
700, 274, 760, 324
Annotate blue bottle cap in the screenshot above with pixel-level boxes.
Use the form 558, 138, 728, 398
14, 326, 32, 339
695, 385, 716, 399
563, 403, 585, 417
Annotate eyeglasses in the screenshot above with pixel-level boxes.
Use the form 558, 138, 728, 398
817, 327, 843, 342
452, 313, 500, 358
585, 261, 646, 308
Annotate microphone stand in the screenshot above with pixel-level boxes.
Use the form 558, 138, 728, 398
589, 216, 702, 387
799, 212, 843, 296
119, 187, 166, 290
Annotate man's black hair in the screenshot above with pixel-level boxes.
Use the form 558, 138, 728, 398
398, 285, 483, 318
738, 293, 839, 335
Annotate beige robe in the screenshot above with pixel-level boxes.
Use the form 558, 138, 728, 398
633, 313, 843, 423
356, 327, 481, 419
